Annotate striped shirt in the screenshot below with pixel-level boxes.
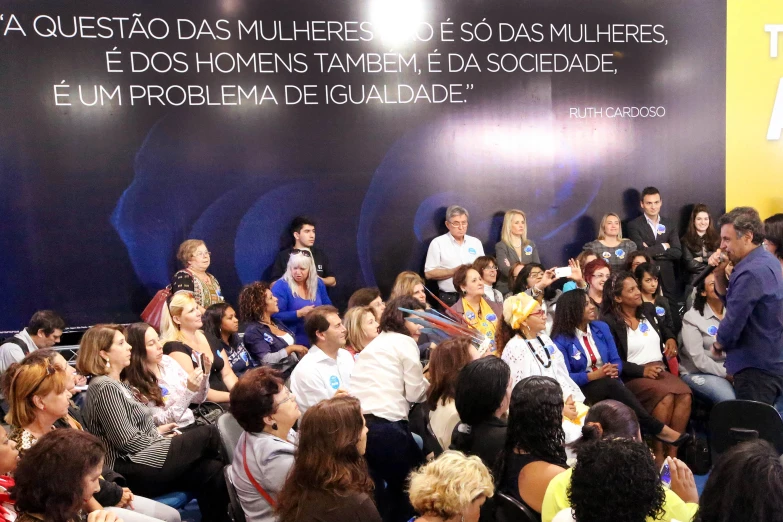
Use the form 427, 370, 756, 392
82, 376, 171, 469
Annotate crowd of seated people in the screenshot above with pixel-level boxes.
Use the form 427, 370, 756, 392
0, 198, 782, 522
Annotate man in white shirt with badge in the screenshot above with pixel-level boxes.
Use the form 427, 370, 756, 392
290, 305, 353, 414
424, 205, 485, 306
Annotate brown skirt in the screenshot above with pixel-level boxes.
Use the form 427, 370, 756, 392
625, 372, 692, 412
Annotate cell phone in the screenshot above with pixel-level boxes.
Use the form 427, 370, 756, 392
660, 461, 671, 489
554, 266, 573, 279
198, 352, 206, 373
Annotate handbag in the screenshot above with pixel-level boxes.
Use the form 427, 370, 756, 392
192, 401, 224, 426
243, 438, 277, 508
141, 286, 172, 332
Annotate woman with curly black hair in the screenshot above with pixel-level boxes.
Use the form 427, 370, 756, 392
496, 376, 567, 514
696, 439, 783, 522
554, 438, 667, 522
541, 400, 699, 522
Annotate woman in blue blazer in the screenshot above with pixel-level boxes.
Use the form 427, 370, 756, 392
551, 289, 685, 442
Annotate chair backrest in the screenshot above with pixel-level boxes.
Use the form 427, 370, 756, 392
494, 492, 541, 522
217, 412, 244, 463
224, 465, 247, 522
709, 399, 783, 459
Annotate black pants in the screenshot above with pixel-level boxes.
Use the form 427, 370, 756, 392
364, 415, 424, 522
114, 425, 229, 522
734, 368, 783, 405
438, 291, 459, 307
582, 377, 665, 435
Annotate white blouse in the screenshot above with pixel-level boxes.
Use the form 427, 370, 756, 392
149, 354, 210, 428
501, 334, 585, 403
626, 320, 663, 366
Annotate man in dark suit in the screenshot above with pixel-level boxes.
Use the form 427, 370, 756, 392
626, 187, 682, 312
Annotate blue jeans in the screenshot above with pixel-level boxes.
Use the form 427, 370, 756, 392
681, 373, 736, 404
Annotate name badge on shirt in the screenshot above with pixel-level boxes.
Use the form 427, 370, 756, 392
657, 223, 666, 235
161, 386, 169, 397
655, 306, 666, 317
465, 311, 476, 321
545, 344, 556, 355
615, 248, 626, 259
572, 347, 582, 360
639, 322, 650, 334
707, 325, 718, 337
486, 314, 497, 322
524, 245, 533, 256
468, 247, 477, 255
329, 375, 340, 390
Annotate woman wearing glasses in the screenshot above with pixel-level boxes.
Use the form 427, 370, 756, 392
229, 368, 301, 522
171, 240, 224, 311
584, 259, 611, 309
271, 251, 332, 346
472, 256, 503, 303
495, 209, 540, 295
497, 293, 588, 445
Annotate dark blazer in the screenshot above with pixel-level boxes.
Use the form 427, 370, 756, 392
626, 215, 682, 298
494, 240, 540, 294
601, 302, 676, 379
552, 320, 624, 387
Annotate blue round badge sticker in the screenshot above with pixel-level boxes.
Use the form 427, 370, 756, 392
486, 314, 497, 322
160, 386, 169, 397
524, 245, 533, 256
329, 375, 340, 390
263, 333, 275, 344
707, 325, 718, 336
240, 351, 249, 363
639, 322, 649, 333
655, 306, 666, 317
546, 344, 556, 355
602, 251, 612, 259
657, 223, 666, 234
615, 248, 626, 259
465, 311, 476, 321
468, 248, 477, 255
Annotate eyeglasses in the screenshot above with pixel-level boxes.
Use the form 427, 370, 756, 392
29, 362, 57, 395
290, 249, 312, 258
448, 221, 469, 229
592, 273, 610, 280
530, 309, 546, 318
484, 266, 498, 272
529, 271, 544, 278
275, 389, 295, 408
192, 251, 211, 259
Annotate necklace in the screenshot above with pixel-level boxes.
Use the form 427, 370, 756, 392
524, 335, 552, 368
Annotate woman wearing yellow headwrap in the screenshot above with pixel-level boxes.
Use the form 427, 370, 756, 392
497, 292, 588, 447
450, 265, 503, 356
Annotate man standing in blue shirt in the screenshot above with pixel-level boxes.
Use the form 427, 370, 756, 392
709, 207, 783, 404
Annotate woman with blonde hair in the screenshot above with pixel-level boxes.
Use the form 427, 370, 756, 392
495, 210, 540, 295
77, 324, 229, 521
160, 292, 236, 404
583, 213, 637, 271
343, 306, 380, 358
408, 450, 494, 522
389, 271, 428, 306
271, 251, 332, 346
171, 239, 224, 311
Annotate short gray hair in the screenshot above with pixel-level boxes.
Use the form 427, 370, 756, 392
718, 207, 764, 245
446, 205, 469, 221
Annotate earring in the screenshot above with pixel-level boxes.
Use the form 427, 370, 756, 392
272, 422, 279, 431
104, 358, 111, 369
